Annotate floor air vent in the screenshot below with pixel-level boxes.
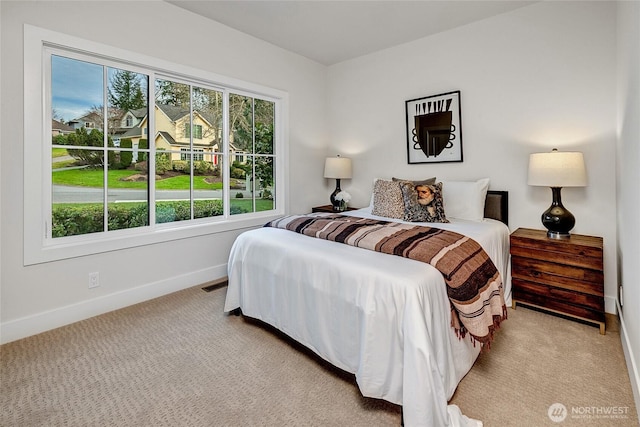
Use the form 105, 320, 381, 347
202, 281, 228, 292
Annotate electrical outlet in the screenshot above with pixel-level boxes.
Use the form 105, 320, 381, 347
88, 272, 100, 289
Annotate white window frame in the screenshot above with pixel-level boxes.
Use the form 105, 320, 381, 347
24, 25, 288, 265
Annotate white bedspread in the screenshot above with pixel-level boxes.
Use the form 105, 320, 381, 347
224, 209, 511, 426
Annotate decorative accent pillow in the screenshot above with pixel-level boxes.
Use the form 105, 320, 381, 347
440, 178, 490, 221
371, 179, 405, 219
399, 181, 449, 223
392, 176, 436, 186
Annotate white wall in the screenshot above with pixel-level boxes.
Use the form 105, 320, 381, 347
0, 1, 327, 343
326, 1, 619, 313
617, 0, 640, 410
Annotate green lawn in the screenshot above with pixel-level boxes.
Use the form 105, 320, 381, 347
52, 159, 77, 169
52, 168, 223, 190
230, 198, 274, 212
52, 148, 69, 158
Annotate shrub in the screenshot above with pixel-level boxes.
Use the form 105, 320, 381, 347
52, 134, 67, 145
230, 205, 247, 215
137, 139, 148, 162
172, 160, 190, 173
235, 192, 244, 198
231, 167, 245, 179
52, 200, 232, 237
52, 205, 104, 237
119, 139, 133, 169
155, 151, 171, 175
195, 160, 213, 175
108, 203, 149, 231
156, 200, 224, 222
108, 150, 118, 169
66, 128, 110, 167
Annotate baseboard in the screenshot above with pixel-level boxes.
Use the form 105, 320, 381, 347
605, 295, 617, 314
0, 263, 227, 345
617, 300, 640, 420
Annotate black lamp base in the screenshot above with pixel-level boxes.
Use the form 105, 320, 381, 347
329, 179, 342, 211
545, 230, 571, 240
541, 187, 575, 239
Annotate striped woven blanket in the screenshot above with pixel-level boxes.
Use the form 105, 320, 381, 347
265, 213, 507, 347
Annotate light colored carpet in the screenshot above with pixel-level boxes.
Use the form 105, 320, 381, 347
1, 283, 637, 427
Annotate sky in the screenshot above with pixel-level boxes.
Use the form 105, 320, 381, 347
51, 55, 104, 122
51, 55, 148, 123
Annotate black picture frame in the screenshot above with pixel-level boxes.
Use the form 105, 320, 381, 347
405, 90, 463, 164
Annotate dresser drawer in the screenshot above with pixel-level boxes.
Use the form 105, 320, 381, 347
510, 228, 605, 334
511, 256, 603, 295
510, 238, 603, 270
512, 278, 604, 311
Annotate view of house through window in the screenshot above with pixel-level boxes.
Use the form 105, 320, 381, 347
50, 51, 276, 239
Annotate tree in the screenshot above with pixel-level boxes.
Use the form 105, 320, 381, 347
108, 70, 146, 111
84, 105, 123, 136
251, 123, 274, 191
66, 128, 113, 167
155, 79, 190, 107
52, 108, 64, 122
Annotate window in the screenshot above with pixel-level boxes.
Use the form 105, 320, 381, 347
184, 124, 203, 139
229, 94, 276, 214
24, 25, 287, 264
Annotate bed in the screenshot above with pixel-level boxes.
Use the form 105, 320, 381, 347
224, 180, 511, 427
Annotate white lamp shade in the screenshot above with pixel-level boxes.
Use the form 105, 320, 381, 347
528, 150, 587, 187
324, 156, 352, 179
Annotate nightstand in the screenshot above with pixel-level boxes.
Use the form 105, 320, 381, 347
311, 204, 359, 213
510, 228, 605, 334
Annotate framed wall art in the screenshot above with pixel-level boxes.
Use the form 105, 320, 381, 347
405, 90, 463, 164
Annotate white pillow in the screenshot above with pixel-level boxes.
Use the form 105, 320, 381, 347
440, 178, 490, 221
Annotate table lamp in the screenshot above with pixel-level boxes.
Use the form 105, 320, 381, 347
528, 148, 587, 239
324, 155, 352, 211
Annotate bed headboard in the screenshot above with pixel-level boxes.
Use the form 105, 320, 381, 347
484, 191, 509, 225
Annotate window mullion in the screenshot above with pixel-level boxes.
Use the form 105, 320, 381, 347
223, 90, 230, 217
252, 99, 256, 213
148, 72, 157, 227
102, 65, 109, 233
189, 84, 194, 220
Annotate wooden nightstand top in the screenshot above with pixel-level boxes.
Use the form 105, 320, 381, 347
511, 228, 603, 249
312, 204, 359, 213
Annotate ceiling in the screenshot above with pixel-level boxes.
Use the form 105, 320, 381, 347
166, 1, 537, 65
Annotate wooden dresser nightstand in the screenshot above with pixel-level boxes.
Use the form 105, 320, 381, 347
510, 228, 605, 334
311, 204, 359, 213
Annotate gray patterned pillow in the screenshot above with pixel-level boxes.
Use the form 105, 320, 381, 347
371, 179, 404, 219
400, 181, 449, 223
392, 176, 436, 186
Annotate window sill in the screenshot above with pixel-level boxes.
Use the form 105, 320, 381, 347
25, 211, 283, 266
